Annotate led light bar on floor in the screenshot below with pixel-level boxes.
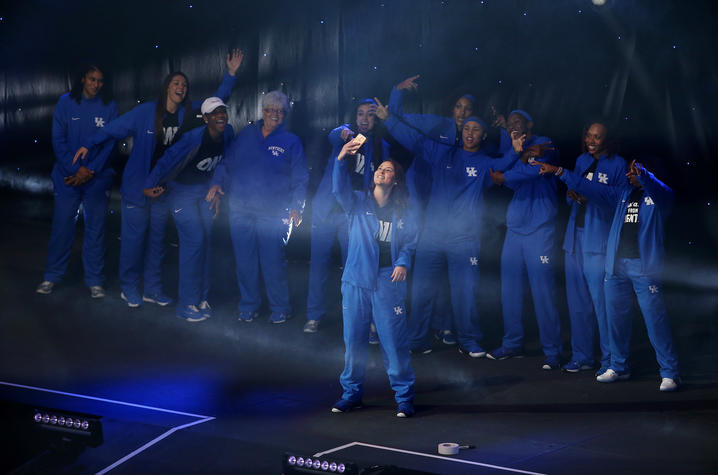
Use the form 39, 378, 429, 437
32, 408, 103, 447
283, 453, 358, 474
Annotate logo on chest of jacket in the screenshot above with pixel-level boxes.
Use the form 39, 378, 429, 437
197, 155, 223, 172
540, 255, 550, 264
94, 117, 105, 127
597, 172, 608, 184
466, 167, 477, 177
644, 196, 655, 206
268, 146, 285, 157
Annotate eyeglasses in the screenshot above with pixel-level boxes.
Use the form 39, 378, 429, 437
263, 108, 285, 115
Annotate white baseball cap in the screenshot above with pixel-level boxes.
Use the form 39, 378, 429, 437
201, 97, 227, 115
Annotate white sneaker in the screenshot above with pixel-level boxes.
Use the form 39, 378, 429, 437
303, 320, 319, 333
659, 377, 678, 392
89, 286, 105, 298
36, 281, 54, 294
199, 300, 213, 319
596, 368, 631, 383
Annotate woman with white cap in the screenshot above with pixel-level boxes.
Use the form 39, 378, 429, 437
143, 97, 234, 321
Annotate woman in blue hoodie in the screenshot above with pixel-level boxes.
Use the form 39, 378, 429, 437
561, 121, 627, 374
36, 64, 118, 298
73, 50, 243, 308
330, 136, 418, 418
143, 97, 234, 322
303, 99, 388, 333
208, 90, 308, 324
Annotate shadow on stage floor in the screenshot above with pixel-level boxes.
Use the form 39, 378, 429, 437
1, 190, 717, 474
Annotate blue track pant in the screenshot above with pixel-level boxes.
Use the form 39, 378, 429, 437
229, 207, 291, 314
565, 227, 610, 367
605, 258, 679, 378
43, 172, 113, 287
408, 233, 482, 352
119, 193, 169, 295
499, 226, 562, 359
306, 210, 348, 321
170, 183, 213, 307
340, 267, 415, 404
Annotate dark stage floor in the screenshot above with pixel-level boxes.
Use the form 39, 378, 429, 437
1, 189, 717, 474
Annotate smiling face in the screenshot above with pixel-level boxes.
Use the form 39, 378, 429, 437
506, 112, 531, 138
262, 104, 285, 132
81, 69, 104, 99
453, 97, 474, 129
462, 121, 485, 152
584, 123, 608, 158
374, 160, 397, 188
204, 106, 228, 137
166, 74, 188, 108
356, 103, 376, 134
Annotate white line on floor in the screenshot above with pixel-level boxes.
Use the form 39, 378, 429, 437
95, 416, 215, 475
0, 380, 212, 418
0, 380, 215, 474
314, 441, 548, 475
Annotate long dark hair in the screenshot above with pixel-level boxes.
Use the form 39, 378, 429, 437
582, 118, 619, 157
69, 64, 113, 105
154, 71, 191, 140
350, 98, 387, 172
371, 159, 409, 216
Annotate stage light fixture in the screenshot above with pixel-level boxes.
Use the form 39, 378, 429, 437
32, 408, 103, 448
283, 453, 356, 474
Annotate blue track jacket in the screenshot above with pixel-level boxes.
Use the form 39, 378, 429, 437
388, 87, 458, 145
82, 73, 237, 206
333, 158, 418, 290
502, 135, 559, 234
561, 170, 674, 276
385, 115, 517, 239
211, 120, 308, 216
562, 152, 628, 254
52, 93, 118, 181
144, 125, 235, 188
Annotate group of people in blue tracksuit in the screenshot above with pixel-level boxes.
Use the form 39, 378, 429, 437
535, 150, 680, 392
37, 51, 243, 311
37, 58, 681, 416
352, 73, 680, 396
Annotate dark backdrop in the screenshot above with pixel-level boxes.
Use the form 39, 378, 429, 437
1, 0, 717, 252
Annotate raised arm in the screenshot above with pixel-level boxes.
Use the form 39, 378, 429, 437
376, 96, 426, 156
328, 123, 353, 148
632, 161, 675, 214
332, 139, 364, 213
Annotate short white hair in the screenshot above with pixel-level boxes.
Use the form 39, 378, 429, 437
262, 90, 289, 113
